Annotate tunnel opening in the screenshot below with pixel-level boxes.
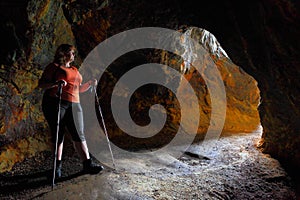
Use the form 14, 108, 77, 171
82, 26, 265, 166
0, 0, 298, 198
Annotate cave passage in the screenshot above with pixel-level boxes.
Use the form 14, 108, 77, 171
2, 122, 297, 199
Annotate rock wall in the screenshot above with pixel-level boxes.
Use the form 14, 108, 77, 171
0, 0, 76, 171
0, 0, 299, 172
163, 27, 260, 134
211, 0, 300, 170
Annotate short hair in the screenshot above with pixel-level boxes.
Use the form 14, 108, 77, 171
54, 44, 76, 65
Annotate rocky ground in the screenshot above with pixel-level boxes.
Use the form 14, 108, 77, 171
0, 129, 299, 200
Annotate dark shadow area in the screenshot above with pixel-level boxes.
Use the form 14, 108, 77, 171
0, 142, 104, 198
0, 169, 85, 196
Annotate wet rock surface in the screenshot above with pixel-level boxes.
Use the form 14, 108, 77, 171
0, 130, 298, 199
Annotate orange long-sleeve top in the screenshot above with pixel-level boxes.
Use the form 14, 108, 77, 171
39, 62, 82, 103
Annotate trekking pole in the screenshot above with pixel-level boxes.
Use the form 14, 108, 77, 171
52, 82, 63, 190
93, 85, 116, 169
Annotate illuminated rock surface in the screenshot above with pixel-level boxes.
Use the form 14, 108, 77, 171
0, 0, 299, 198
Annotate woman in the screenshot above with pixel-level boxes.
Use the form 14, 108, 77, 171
38, 44, 103, 178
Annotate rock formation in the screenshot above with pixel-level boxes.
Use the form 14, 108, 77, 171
0, 0, 299, 174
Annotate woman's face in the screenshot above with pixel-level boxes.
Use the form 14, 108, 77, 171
66, 50, 75, 63
69, 50, 75, 62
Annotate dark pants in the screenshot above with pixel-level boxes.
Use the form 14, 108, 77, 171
42, 94, 86, 145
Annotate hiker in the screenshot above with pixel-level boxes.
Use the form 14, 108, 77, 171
38, 44, 104, 178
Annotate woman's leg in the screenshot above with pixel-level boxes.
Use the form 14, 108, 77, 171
42, 96, 67, 160
54, 142, 64, 178
67, 103, 104, 173
57, 142, 64, 160
73, 141, 90, 161
42, 96, 68, 178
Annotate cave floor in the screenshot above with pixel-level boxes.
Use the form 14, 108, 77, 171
0, 130, 298, 200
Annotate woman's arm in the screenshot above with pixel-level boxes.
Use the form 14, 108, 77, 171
79, 79, 97, 93
38, 63, 67, 89
38, 79, 67, 89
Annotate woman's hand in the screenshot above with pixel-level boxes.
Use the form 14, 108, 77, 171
79, 79, 97, 93
88, 79, 98, 87
56, 79, 67, 87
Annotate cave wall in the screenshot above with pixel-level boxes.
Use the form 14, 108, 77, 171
204, 0, 300, 169
0, 0, 299, 171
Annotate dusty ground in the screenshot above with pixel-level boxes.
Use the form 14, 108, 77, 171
0, 129, 298, 200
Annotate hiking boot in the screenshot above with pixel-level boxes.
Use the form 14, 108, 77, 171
83, 159, 104, 174
55, 160, 62, 178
